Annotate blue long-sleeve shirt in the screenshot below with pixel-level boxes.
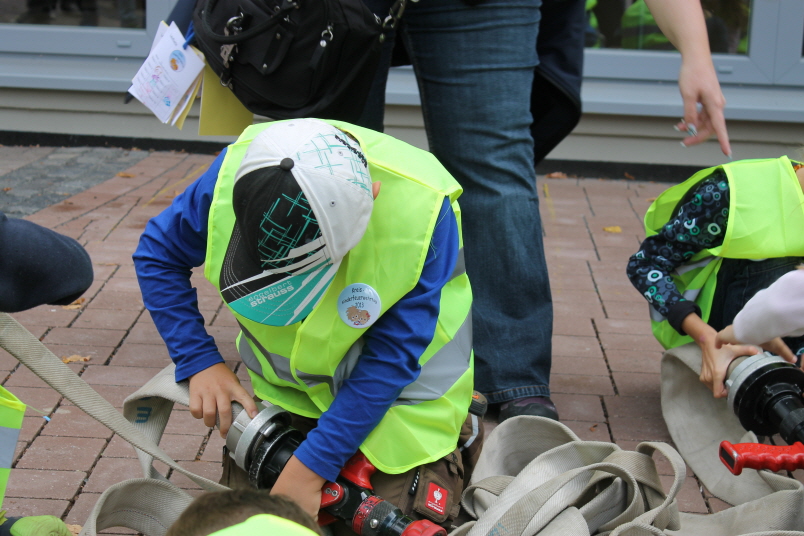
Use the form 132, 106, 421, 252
133, 149, 459, 481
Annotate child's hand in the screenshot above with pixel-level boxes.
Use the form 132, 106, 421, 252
699, 339, 759, 398
271, 455, 326, 519
683, 313, 758, 397
188, 362, 258, 437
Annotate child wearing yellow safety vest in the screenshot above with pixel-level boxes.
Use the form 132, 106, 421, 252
627, 157, 804, 398
134, 119, 480, 530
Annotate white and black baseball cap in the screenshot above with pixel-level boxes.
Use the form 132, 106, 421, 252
220, 119, 373, 326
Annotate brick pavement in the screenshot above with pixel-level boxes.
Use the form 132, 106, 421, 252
0, 145, 739, 533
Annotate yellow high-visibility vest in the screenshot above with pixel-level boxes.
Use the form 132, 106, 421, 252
205, 121, 474, 474
644, 157, 804, 348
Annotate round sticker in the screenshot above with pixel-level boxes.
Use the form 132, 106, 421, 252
169, 50, 186, 71
337, 284, 381, 329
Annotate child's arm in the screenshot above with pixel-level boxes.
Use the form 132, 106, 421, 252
133, 150, 259, 435
627, 174, 729, 329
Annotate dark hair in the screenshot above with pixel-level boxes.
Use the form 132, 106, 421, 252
165, 489, 322, 536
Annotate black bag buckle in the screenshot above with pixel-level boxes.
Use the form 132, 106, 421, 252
382, 0, 407, 30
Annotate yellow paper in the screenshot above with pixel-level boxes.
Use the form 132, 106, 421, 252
199, 64, 254, 136
171, 74, 202, 130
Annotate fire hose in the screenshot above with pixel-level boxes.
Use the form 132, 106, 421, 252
222, 393, 486, 536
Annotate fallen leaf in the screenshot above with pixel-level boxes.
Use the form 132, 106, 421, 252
61, 297, 86, 310
589, 423, 598, 432
646, 197, 656, 202
62, 355, 91, 363
603, 226, 622, 233
2, 187, 11, 192
545, 171, 568, 179
624, 172, 635, 180
67, 524, 82, 535
116, 172, 135, 178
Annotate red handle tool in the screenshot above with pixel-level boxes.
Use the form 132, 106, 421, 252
719, 440, 804, 475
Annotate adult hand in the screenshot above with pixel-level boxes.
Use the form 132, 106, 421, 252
716, 325, 797, 364
188, 362, 258, 437
677, 57, 731, 156
271, 455, 326, 519
644, 0, 731, 157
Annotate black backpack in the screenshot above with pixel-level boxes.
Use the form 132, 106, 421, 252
193, 0, 399, 122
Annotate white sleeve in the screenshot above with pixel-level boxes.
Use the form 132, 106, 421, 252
732, 270, 804, 344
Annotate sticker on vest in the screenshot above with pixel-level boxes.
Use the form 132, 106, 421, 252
337, 284, 381, 329
425, 483, 448, 515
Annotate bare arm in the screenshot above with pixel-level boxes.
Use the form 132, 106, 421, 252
644, 0, 731, 156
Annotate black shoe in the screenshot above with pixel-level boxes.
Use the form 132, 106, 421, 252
498, 396, 559, 423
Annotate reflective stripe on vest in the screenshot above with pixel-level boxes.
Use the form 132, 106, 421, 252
644, 157, 804, 349
205, 120, 474, 473
240, 310, 471, 405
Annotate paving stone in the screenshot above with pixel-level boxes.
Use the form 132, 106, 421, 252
553, 315, 595, 337
72, 308, 141, 331
43, 327, 126, 348
111, 343, 172, 368
599, 331, 665, 353
41, 407, 114, 439
606, 349, 663, 374
552, 335, 604, 359
551, 393, 605, 422
562, 420, 612, 442
60, 383, 138, 408
5, 468, 86, 500
85, 290, 144, 310
552, 356, 609, 376
2, 497, 71, 519
611, 371, 661, 398
82, 457, 142, 494
11, 386, 62, 416
608, 415, 672, 442
80, 365, 164, 387
17, 436, 106, 471
10, 307, 79, 328
551, 373, 615, 396
26, 344, 114, 365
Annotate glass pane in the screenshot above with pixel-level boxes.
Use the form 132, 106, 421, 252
586, 0, 751, 55
0, 0, 145, 28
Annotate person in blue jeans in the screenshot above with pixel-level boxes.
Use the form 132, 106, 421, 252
357, 0, 732, 421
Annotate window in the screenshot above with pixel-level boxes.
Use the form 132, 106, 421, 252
583, 0, 804, 86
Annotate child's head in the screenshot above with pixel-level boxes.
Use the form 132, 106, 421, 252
165, 489, 322, 536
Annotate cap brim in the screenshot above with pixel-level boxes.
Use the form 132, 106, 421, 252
220, 222, 339, 326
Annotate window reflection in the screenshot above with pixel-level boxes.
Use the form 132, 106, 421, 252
0, 0, 145, 28
585, 0, 751, 55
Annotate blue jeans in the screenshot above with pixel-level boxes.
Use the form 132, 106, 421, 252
711, 257, 804, 356
358, 0, 551, 403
